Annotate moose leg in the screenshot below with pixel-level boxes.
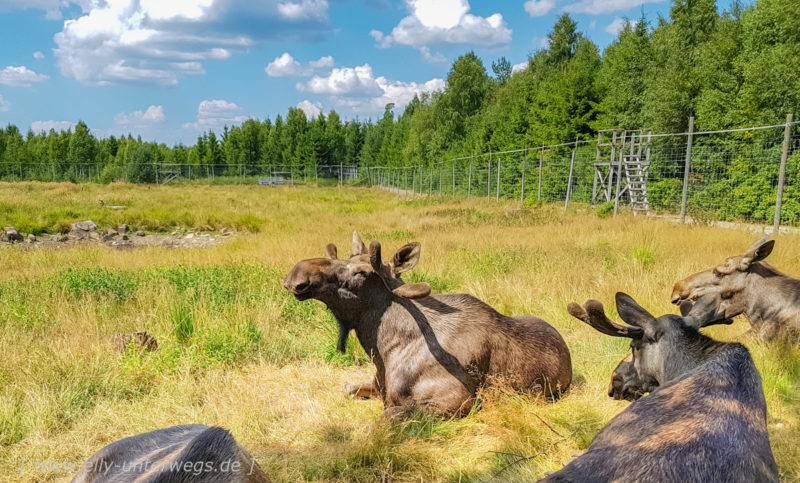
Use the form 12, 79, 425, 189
345, 378, 380, 399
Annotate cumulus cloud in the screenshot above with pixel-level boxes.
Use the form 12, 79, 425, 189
0, 94, 9, 112
524, 0, 555, 16
0, 65, 49, 87
114, 105, 166, 127
564, 0, 662, 15
604, 17, 637, 35
372, 0, 511, 52
512, 61, 528, 73
297, 99, 322, 118
33, 51, 45, 60
265, 52, 334, 77
277, 0, 328, 20
182, 99, 251, 133
31, 120, 76, 132
51, 0, 331, 86
298, 63, 444, 112
419, 46, 448, 63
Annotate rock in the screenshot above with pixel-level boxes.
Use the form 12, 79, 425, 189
58, 235, 69, 242
70, 220, 98, 239
185, 233, 195, 239
134, 230, 145, 237
26, 233, 36, 243
117, 224, 129, 235
122, 234, 129, 241
4, 226, 22, 242
113, 332, 158, 353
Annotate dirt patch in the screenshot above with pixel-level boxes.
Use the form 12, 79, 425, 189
8, 231, 230, 251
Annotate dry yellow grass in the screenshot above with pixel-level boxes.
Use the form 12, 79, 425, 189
0, 182, 798, 482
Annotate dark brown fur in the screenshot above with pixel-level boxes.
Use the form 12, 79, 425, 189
71, 425, 270, 482
283, 233, 572, 417
672, 237, 800, 340
546, 293, 778, 482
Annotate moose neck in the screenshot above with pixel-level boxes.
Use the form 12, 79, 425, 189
660, 332, 727, 385
742, 263, 800, 326
320, 290, 394, 355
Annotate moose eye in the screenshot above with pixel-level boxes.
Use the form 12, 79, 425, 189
355, 271, 368, 278
713, 269, 723, 278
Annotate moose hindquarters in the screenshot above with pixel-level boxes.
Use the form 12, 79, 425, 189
498, 315, 573, 398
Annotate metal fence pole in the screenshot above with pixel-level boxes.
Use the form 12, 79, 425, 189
468, 161, 472, 199
774, 113, 793, 233
487, 157, 491, 199
439, 165, 442, 195
564, 138, 577, 211
429, 165, 433, 195
592, 134, 600, 207
680, 117, 695, 223
538, 147, 544, 201
521, 148, 527, 205
496, 158, 501, 201
452, 164, 456, 195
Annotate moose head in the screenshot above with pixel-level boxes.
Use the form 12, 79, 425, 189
568, 293, 732, 400
671, 237, 775, 309
283, 232, 431, 351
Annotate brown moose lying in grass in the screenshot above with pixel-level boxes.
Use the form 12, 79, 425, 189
72, 425, 270, 482
545, 292, 779, 482
672, 236, 800, 341
283, 232, 573, 417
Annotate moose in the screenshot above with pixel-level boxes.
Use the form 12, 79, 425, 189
542, 292, 778, 481
283, 232, 573, 417
71, 425, 270, 482
672, 236, 800, 340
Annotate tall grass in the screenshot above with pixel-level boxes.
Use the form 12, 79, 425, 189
1, 181, 799, 482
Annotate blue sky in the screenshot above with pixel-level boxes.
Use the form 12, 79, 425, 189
0, 0, 734, 145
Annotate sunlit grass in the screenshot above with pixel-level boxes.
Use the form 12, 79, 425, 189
1, 181, 799, 482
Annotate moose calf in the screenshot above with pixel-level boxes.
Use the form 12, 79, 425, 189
672, 236, 800, 340
72, 425, 270, 482
543, 293, 778, 482
283, 232, 572, 417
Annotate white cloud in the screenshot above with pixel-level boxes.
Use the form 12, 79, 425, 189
605, 17, 637, 35
182, 99, 251, 133
277, 0, 328, 20
114, 105, 166, 127
524, 0, 555, 17
265, 52, 334, 77
0, 65, 49, 87
51, 1, 331, 86
564, 0, 663, 15
419, 46, 448, 63
31, 120, 76, 132
0, 95, 9, 112
297, 99, 322, 118
298, 63, 444, 113
512, 61, 528, 73
373, 0, 511, 50
533, 37, 550, 49
33, 51, 45, 60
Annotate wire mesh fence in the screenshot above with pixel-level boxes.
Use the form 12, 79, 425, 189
368, 115, 800, 231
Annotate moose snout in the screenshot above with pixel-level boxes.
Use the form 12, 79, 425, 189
671, 282, 689, 304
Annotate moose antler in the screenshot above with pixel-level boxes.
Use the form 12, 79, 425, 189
568, 299, 643, 338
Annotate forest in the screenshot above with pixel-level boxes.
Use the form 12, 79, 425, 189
0, 0, 797, 187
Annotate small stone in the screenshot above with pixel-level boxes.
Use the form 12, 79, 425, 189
135, 230, 145, 237
185, 233, 195, 239
26, 233, 36, 243
122, 234, 129, 241
117, 224, 129, 235
4, 226, 22, 242
58, 235, 69, 242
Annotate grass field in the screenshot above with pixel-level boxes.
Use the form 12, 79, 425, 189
1, 182, 799, 482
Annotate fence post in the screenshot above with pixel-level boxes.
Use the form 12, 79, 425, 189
521, 148, 527, 205
439, 164, 442, 195
680, 117, 695, 223
592, 133, 600, 207
468, 161, 472, 199
452, 163, 456, 195
487, 156, 492, 199
429, 165, 433, 195
613, 131, 627, 216
774, 113, 793, 234
564, 138, 578, 211
496, 157, 501, 201
538, 147, 544, 201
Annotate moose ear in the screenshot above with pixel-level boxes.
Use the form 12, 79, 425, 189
740, 237, 774, 270
325, 243, 338, 260
369, 240, 383, 271
392, 282, 431, 299
391, 242, 421, 276
679, 299, 693, 317
615, 293, 657, 329
352, 231, 367, 257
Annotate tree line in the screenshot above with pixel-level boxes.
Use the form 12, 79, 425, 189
0, 0, 797, 184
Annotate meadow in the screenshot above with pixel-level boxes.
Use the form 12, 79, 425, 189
1, 182, 799, 482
